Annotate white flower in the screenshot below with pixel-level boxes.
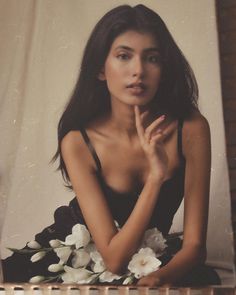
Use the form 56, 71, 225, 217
54, 247, 72, 264
128, 248, 162, 279
49, 239, 62, 248
99, 271, 122, 283
27, 240, 41, 249
89, 249, 106, 272
72, 249, 91, 268
29, 275, 45, 283
123, 276, 134, 285
64, 224, 90, 249
48, 263, 64, 272
93, 259, 106, 273
85, 243, 97, 254
30, 251, 46, 263
83, 273, 99, 284
142, 228, 167, 256
61, 266, 95, 284
90, 250, 103, 263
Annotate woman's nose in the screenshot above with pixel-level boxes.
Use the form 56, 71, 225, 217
132, 57, 145, 78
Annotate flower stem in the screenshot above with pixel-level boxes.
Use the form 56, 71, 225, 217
7, 245, 69, 254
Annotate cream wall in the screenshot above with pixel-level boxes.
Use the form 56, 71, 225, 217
0, 0, 234, 274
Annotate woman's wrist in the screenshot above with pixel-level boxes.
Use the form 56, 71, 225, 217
146, 173, 165, 185
142, 173, 165, 199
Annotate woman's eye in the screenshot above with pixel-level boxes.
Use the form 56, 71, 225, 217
117, 53, 130, 60
147, 55, 161, 64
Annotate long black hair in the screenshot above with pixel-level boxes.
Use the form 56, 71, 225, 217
52, 4, 198, 186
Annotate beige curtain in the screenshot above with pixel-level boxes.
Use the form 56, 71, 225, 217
0, 0, 234, 282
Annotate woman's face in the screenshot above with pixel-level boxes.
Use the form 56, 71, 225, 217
99, 30, 162, 106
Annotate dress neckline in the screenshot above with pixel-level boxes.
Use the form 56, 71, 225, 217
97, 161, 185, 198
80, 119, 185, 197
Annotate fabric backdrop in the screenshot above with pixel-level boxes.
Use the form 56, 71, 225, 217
0, 0, 234, 280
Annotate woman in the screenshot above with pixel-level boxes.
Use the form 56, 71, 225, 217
2, 4, 221, 286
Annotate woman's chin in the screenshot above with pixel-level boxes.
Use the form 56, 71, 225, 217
110, 94, 154, 108
125, 97, 153, 107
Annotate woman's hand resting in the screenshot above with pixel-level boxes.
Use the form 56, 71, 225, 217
134, 105, 169, 182
137, 272, 171, 287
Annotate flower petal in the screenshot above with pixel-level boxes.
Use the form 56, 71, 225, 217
62, 266, 93, 284
62, 224, 91, 249
54, 247, 72, 263
48, 263, 64, 272
128, 247, 162, 278
27, 241, 41, 249
61, 272, 74, 284
72, 249, 91, 268
90, 250, 103, 263
29, 275, 45, 283
123, 276, 134, 285
99, 271, 122, 283
49, 239, 62, 248
138, 247, 156, 257
30, 251, 46, 263
72, 224, 91, 248
142, 228, 167, 255
92, 260, 106, 273
64, 234, 77, 246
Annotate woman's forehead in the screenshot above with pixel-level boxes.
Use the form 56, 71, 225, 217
110, 30, 159, 51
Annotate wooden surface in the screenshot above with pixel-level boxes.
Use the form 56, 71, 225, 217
0, 284, 235, 295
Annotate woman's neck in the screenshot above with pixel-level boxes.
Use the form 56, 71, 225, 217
108, 99, 151, 143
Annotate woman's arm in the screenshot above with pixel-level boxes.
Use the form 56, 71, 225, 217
61, 107, 170, 274
138, 112, 211, 286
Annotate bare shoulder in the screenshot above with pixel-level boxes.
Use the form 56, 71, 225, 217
61, 130, 96, 171
183, 111, 210, 140
183, 110, 210, 134
182, 110, 211, 156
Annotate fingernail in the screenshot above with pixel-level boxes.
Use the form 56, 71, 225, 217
160, 115, 165, 120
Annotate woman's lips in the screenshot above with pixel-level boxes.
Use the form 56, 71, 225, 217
126, 83, 146, 95
127, 87, 145, 95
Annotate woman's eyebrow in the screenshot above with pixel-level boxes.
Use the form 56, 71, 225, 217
114, 45, 160, 52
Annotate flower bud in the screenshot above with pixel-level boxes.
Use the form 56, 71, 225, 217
49, 239, 61, 248
29, 275, 45, 283
27, 240, 41, 249
30, 251, 46, 262
48, 263, 64, 273
123, 277, 132, 285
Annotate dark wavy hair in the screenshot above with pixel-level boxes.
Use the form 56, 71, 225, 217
52, 4, 198, 186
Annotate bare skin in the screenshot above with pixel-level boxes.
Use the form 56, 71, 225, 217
61, 30, 211, 286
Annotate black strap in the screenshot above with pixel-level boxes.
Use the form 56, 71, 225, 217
80, 128, 102, 172
177, 119, 185, 161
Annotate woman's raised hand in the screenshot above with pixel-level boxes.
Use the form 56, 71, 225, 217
134, 105, 169, 182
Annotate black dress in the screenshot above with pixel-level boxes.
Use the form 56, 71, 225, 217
2, 121, 221, 286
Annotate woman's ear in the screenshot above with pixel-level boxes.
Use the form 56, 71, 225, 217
98, 67, 106, 81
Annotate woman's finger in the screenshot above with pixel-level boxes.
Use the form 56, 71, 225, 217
134, 106, 145, 141
150, 132, 164, 144
144, 114, 165, 141
140, 110, 149, 121
150, 120, 177, 143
